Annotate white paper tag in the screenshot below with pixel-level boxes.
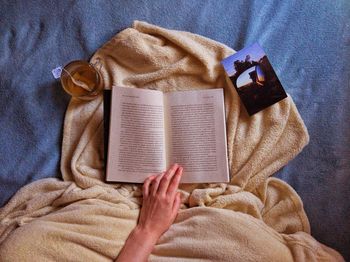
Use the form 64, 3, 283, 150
51, 66, 62, 79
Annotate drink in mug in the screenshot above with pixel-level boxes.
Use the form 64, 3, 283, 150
60, 60, 102, 100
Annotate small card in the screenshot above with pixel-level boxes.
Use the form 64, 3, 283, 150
221, 43, 287, 115
51, 66, 62, 79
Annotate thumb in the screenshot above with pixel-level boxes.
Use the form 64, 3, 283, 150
171, 192, 181, 220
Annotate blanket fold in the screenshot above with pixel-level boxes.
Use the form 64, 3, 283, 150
0, 21, 344, 261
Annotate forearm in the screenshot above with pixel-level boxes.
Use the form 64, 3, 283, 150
116, 165, 182, 261
116, 226, 158, 262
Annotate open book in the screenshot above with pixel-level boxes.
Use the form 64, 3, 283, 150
106, 87, 230, 183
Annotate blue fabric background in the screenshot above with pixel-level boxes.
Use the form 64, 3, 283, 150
0, 0, 349, 259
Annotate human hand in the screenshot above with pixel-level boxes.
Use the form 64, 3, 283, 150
137, 163, 183, 243
116, 164, 183, 262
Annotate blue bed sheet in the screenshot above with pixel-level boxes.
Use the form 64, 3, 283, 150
0, 0, 349, 259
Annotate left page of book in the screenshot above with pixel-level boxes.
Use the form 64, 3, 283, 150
106, 87, 166, 182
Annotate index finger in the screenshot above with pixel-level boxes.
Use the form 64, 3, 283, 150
167, 166, 183, 198
157, 164, 179, 196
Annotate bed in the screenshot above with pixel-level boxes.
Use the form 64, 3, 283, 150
0, 0, 349, 259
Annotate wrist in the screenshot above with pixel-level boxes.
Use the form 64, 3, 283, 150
116, 225, 158, 262
131, 225, 159, 248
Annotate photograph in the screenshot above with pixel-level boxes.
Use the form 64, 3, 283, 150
222, 43, 287, 115
1, 1, 347, 261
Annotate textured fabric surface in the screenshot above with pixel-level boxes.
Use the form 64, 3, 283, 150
0, 21, 343, 261
0, 0, 349, 259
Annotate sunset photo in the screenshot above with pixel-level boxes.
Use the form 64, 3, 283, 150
221, 43, 287, 115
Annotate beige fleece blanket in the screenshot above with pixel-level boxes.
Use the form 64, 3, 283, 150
0, 21, 344, 261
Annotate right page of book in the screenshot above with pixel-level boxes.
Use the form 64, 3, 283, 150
164, 89, 230, 183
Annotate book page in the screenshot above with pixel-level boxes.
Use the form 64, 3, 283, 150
106, 87, 166, 182
164, 89, 229, 183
